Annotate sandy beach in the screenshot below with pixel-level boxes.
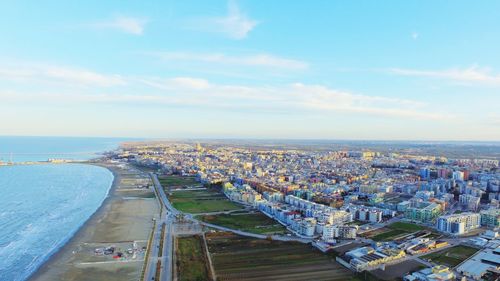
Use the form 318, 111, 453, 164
30, 161, 159, 281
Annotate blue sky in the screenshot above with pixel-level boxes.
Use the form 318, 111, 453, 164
1, 0, 500, 140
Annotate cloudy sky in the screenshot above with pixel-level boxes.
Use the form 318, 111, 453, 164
1, 0, 500, 140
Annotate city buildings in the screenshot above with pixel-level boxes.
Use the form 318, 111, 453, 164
456, 244, 500, 280
459, 194, 481, 211
404, 201, 443, 223
337, 245, 406, 272
116, 141, 500, 280
404, 265, 455, 281
480, 209, 500, 228
436, 213, 481, 235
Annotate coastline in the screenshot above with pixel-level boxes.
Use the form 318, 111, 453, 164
29, 161, 159, 281
27, 162, 119, 280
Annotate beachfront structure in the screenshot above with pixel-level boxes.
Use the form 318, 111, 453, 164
403, 265, 455, 281
480, 208, 500, 228
436, 212, 481, 235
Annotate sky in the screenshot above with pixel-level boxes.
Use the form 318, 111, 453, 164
1, 0, 500, 140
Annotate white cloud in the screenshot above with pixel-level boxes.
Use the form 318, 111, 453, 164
0, 63, 126, 87
389, 66, 500, 86
152, 52, 308, 70
188, 0, 258, 39
133, 78, 447, 120
0, 60, 448, 121
88, 16, 148, 35
139, 77, 211, 90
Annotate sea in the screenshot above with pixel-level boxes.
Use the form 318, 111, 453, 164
0, 136, 126, 281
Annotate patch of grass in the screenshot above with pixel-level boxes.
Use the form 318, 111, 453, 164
388, 222, 425, 232
176, 236, 210, 281
422, 245, 479, 267
370, 222, 427, 241
200, 212, 286, 234
159, 175, 199, 187
169, 190, 244, 213
372, 229, 408, 241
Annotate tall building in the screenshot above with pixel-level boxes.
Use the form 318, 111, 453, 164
405, 201, 442, 223
452, 171, 465, 181
480, 209, 500, 228
420, 168, 431, 180
436, 213, 481, 235
459, 194, 480, 211
322, 225, 357, 240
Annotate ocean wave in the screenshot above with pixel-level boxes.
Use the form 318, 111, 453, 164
0, 164, 113, 281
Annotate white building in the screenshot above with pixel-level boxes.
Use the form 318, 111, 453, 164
436, 213, 481, 235
322, 224, 357, 241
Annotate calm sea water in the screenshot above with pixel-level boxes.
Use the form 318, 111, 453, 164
0, 137, 124, 280
0, 136, 127, 162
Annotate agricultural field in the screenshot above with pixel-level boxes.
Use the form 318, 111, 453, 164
200, 212, 287, 235
158, 175, 200, 188
175, 235, 212, 281
169, 189, 244, 213
206, 232, 353, 281
422, 245, 479, 267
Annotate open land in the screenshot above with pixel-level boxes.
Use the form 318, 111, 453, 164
168, 188, 244, 213
362, 222, 438, 241
175, 235, 211, 281
30, 162, 159, 281
421, 245, 479, 267
158, 175, 200, 189
199, 212, 287, 235
206, 232, 353, 281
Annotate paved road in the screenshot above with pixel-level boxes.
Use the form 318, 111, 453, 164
144, 217, 163, 281
150, 173, 176, 281
161, 215, 174, 281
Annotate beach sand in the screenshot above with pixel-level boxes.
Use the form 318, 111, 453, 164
30, 162, 160, 281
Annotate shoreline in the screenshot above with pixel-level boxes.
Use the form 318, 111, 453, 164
28, 161, 120, 280
29, 160, 158, 281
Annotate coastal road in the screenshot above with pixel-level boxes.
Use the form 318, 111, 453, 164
150, 173, 176, 281
144, 220, 163, 281
160, 215, 174, 281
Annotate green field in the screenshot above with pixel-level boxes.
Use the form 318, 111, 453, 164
159, 175, 199, 187
169, 189, 244, 213
388, 222, 426, 232
176, 236, 211, 281
200, 212, 286, 234
422, 245, 479, 267
371, 222, 427, 241
372, 229, 408, 241
207, 232, 353, 281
